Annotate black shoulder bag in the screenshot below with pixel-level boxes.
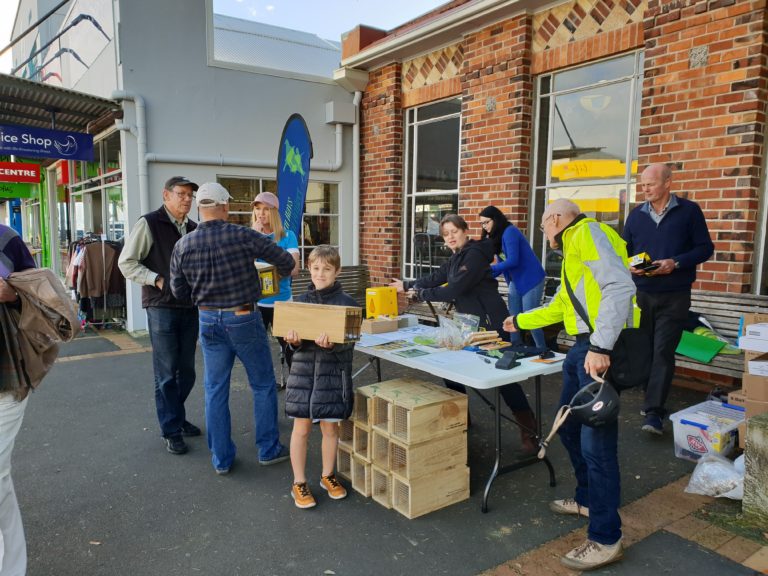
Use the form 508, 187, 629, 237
562, 274, 650, 391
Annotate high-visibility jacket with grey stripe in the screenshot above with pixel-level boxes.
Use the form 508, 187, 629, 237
516, 216, 636, 352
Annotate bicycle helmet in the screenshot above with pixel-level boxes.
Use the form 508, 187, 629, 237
568, 380, 620, 428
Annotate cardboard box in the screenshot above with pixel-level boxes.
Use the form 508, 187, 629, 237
745, 398, 768, 419
743, 374, 768, 402
254, 262, 278, 297
396, 314, 419, 329
740, 313, 768, 349
272, 301, 362, 343
738, 336, 768, 353
361, 317, 399, 334
745, 322, 768, 340
746, 351, 768, 376
728, 388, 746, 408
744, 349, 765, 363
738, 421, 746, 450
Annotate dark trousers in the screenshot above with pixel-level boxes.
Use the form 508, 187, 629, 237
443, 380, 532, 413
146, 306, 199, 438
637, 290, 691, 418
258, 305, 293, 368
558, 339, 621, 545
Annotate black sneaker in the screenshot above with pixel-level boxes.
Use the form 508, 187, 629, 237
165, 436, 188, 455
181, 421, 202, 437
259, 445, 289, 466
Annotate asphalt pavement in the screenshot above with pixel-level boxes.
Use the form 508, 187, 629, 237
11, 328, 763, 575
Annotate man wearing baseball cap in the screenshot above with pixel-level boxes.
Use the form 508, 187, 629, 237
118, 176, 201, 456
170, 182, 296, 475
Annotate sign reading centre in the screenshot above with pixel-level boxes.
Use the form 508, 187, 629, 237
0, 124, 94, 161
0, 162, 40, 183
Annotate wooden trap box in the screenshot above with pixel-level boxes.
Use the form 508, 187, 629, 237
353, 422, 371, 461
371, 465, 392, 509
389, 431, 467, 479
337, 444, 353, 481
338, 419, 354, 451
392, 465, 470, 519
377, 380, 468, 444
352, 385, 376, 426
364, 378, 427, 437
272, 301, 362, 344
371, 429, 391, 468
351, 454, 372, 497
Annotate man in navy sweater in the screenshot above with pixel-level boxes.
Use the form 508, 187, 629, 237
622, 163, 714, 434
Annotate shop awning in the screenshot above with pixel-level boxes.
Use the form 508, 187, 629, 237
0, 73, 118, 133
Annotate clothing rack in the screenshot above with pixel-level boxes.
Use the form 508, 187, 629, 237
66, 233, 126, 329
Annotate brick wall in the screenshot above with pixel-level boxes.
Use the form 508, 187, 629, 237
640, 0, 768, 293
359, 64, 404, 285
459, 15, 534, 235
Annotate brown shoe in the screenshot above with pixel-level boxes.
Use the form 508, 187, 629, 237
320, 474, 348, 500
291, 482, 317, 509
513, 410, 538, 453
561, 538, 623, 570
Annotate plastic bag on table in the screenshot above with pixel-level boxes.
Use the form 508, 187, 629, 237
436, 314, 479, 350
684, 453, 743, 500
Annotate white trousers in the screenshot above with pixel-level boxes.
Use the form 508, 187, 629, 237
0, 393, 27, 576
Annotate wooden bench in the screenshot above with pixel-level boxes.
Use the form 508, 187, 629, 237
290, 264, 370, 309
555, 289, 768, 380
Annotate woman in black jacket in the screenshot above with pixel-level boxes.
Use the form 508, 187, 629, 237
391, 214, 537, 452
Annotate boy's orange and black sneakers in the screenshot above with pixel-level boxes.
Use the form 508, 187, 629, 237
291, 482, 316, 509
320, 474, 347, 500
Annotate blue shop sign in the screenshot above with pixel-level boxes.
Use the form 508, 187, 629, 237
0, 124, 94, 161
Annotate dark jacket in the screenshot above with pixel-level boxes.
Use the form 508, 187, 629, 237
405, 239, 509, 335
622, 195, 713, 293
284, 281, 358, 420
141, 207, 196, 308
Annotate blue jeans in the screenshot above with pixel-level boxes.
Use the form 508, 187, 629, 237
146, 306, 198, 438
198, 308, 283, 470
508, 279, 546, 349
557, 339, 621, 545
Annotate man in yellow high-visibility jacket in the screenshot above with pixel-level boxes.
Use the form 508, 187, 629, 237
504, 198, 635, 572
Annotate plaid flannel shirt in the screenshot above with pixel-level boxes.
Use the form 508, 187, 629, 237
170, 219, 295, 308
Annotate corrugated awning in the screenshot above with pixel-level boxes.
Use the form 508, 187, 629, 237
0, 73, 118, 132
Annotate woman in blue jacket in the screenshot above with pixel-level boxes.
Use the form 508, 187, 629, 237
479, 206, 547, 350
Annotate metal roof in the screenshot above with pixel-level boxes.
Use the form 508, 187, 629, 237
213, 14, 341, 79
0, 73, 118, 132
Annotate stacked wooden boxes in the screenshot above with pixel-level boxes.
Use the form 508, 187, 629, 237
340, 377, 469, 518
737, 314, 768, 450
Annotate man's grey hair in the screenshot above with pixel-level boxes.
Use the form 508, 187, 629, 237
543, 198, 580, 220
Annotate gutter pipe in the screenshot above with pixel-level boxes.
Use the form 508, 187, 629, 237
111, 91, 149, 213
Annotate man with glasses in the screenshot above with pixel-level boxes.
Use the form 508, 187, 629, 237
504, 198, 635, 571
119, 176, 201, 455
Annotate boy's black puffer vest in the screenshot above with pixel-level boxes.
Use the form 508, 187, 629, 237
141, 207, 196, 308
284, 281, 358, 420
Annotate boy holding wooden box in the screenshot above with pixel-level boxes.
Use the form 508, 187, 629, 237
283, 246, 358, 508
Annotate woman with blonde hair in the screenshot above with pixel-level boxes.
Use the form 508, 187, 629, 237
252, 191, 300, 387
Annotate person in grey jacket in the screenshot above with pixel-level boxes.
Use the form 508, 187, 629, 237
283, 246, 357, 509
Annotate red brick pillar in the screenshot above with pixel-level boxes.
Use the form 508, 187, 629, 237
640, 0, 768, 293
359, 63, 404, 285
460, 14, 534, 234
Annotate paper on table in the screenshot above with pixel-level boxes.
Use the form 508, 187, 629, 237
357, 334, 389, 348
419, 350, 472, 367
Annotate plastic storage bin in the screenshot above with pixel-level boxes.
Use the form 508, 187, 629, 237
669, 400, 745, 462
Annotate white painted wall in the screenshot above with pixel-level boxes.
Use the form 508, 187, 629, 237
112, 0, 355, 331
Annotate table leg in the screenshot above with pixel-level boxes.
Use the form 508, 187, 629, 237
352, 356, 379, 380
535, 375, 556, 487
481, 387, 502, 513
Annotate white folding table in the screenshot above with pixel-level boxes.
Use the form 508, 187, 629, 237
352, 329, 564, 512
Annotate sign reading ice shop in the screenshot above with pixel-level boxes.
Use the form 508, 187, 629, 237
0, 124, 93, 161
